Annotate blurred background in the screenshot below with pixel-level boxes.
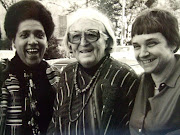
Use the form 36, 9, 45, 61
0, 0, 180, 74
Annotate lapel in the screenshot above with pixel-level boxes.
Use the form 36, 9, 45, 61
132, 74, 154, 129
94, 78, 120, 134
0, 74, 20, 135
46, 65, 60, 92
141, 74, 154, 113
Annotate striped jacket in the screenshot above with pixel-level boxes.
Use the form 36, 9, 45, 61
0, 64, 60, 135
48, 57, 139, 135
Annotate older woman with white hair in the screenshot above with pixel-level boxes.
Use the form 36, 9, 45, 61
48, 8, 139, 135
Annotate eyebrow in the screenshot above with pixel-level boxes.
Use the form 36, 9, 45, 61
19, 30, 29, 33
68, 31, 81, 33
132, 38, 159, 45
132, 42, 139, 46
34, 30, 45, 34
146, 38, 158, 42
19, 29, 45, 34
69, 29, 99, 32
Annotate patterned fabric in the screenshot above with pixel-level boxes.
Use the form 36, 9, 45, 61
48, 57, 139, 135
0, 58, 60, 135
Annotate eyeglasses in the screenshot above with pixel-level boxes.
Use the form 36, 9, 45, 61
68, 29, 107, 44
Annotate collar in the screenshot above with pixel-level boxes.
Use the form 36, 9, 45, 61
9, 53, 47, 84
79, 55, 109, 76
10, 53, 47, 74
164, 54, 180, 88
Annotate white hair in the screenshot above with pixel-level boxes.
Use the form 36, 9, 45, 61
63, 7, 117, 54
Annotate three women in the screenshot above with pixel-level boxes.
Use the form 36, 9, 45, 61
1, 1, 179, 135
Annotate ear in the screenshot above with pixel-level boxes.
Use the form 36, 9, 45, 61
67, 43, 72, 51
12, 39, 16, 49
171, 44, 177, 53
45, 42, 48, 49
106, 37, 112, 48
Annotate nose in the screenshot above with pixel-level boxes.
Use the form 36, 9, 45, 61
28, 35, 38, 45
79, 34, 88, 46
139, 46, 149, 57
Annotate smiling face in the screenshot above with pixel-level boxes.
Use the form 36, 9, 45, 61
132, 32, 175, 74
68, 18, 108, 68
14, 19, 47, 67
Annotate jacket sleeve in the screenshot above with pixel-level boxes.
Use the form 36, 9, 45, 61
112, 66, 140, 135
0, 82, 10, 135
100, 61, 140, 135
47, 74, 64, 135
0, 59, 9, 92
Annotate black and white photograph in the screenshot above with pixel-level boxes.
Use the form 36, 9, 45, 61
0, 0, 180, 135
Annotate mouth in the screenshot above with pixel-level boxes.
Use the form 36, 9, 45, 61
141, 58, 156, 64
80, 49, 93, 53
26, 48, 39, 55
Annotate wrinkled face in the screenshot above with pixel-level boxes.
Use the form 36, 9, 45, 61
132, 33, 175, 74
68, 18, 108, 68
14, 19, 47, 67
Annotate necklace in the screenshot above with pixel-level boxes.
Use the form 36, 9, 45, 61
74, 56, 109, 94
69, 56, 109, 122
24, 72, 40, 135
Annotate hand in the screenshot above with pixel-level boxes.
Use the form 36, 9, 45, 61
0, 59, 9, 73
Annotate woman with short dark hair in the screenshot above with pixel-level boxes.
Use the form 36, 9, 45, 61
130, 8, 180, 135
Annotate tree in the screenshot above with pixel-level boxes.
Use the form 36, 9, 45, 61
0, 38, 11, 50
0, 0, 17, 10
168, 0, 180, 29
87, 0, 155, 45
63, 0, 87, 15
44, 36, 67, 59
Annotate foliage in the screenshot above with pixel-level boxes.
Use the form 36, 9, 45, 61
1, 0, 180, 47
87, 0, 152, 45
86, 0, 180, 46
168, 0, 180, 29
168, 0, 180, 10
0, 0, 17, 10
0, 38, 11, 50
66, 0, 85, 14
44, 36, 67, 60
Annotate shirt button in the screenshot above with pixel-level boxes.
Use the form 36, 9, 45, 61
159, 83, 166, 91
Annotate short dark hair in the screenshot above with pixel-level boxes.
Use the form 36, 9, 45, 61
4, 0, 54, 41
131, 8, 180, 53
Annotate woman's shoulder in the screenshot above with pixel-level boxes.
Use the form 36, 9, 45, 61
0, 59, 12, 87
46, 61, 61, 75
109, 57, 137, 75
61, 61, 77, 73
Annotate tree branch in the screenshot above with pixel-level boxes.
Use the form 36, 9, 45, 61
0, 0, 8, 11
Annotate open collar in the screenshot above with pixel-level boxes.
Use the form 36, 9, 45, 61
165, 54, 180, 88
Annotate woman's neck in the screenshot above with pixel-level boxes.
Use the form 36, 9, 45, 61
80, 55, 107, 76
10, 53, 47, 75
151, 56, 176, 87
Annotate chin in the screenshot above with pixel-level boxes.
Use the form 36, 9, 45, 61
144, 68, 154, 74
80, 60, 96, 68
27, 61, 41, 67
